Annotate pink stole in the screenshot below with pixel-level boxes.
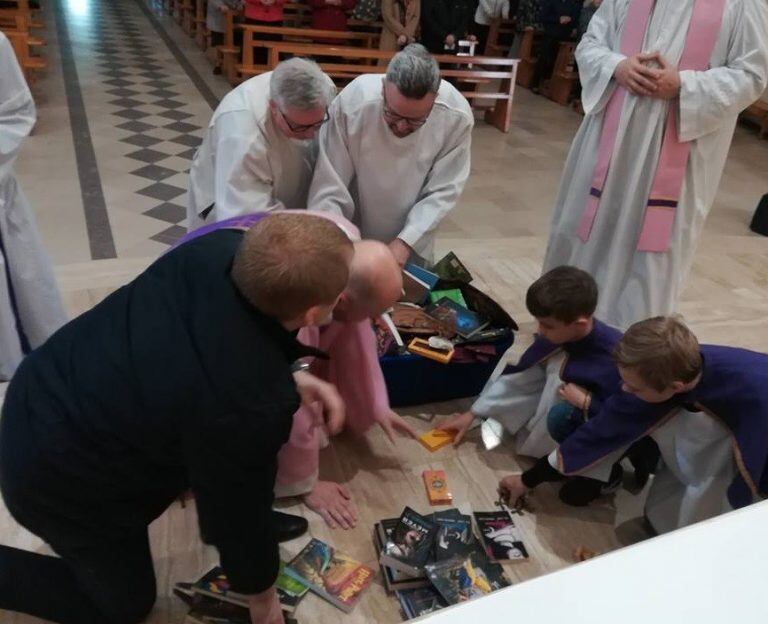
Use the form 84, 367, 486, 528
577, 0, 726, 252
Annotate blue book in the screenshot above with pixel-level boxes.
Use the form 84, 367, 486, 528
404, 263, 440, 289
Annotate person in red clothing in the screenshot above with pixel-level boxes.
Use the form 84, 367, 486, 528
244, 0, 286, 23
309, 0, 356, 32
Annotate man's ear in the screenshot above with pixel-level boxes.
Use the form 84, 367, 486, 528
300, 305, 323, 328
670, 381, 687, 394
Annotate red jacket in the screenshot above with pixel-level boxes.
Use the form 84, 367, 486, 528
244, 0, 286, 22
309, 0, 356, 31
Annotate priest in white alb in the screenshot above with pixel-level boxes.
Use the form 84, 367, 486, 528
0, 32, 66, 381
186, 58, 336, 229
543, 0, 768, 329
307, 44, 474, 265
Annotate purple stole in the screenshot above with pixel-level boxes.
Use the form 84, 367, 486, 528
172, 213, 269, 250
578, 0, 727, 252
558, 345, 768, 509
502, 320, 623, 415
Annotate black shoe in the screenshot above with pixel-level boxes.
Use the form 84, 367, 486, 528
273, 511, 308, 542
558, 464, 623, 507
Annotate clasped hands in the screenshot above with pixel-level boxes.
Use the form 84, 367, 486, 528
614, 51, 681, 100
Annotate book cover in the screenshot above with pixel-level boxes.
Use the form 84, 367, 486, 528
182, 593, 250, 623
418, 428, 455, 452
379, 507, 437, 576
425, 548, 511, 605
433, 511, 473, 561
285, 538, 374, 613
402, 270, 431, 304
396, 586, 447, 619
404, 263, 440, 288
425, 297, 489, 339
429, 288, 467, 307
275, 561, 310, 613
374, 520, 431, 593
473, 511, 530, 561
423, 470, 453, 505
432, 252, 473, 283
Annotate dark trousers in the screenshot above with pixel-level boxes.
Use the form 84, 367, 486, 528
531, 33, 563, 89
244, 18, 284, 65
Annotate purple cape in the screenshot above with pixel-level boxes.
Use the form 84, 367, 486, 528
172, 213, 268, 250
502, 319, 623, 417
558, 345, 768, 508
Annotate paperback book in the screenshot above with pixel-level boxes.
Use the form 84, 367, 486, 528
431, 252, 473, 283
425, 297, 489, 339
425, 547, 511, 605
473, 510, 530, 561
396, 586, 447, 620
432, 510, 473, 561
374, 519, 430, 593
379, 507, 438, 576
285, 538, 374, 613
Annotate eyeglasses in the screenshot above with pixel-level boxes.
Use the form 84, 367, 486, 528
279, 108, 330, 133
382, 88, 432, 128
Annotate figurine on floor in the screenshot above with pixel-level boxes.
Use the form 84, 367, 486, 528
0, 32, 66, 381
0, 214, 352, 624
543, 0, 768, 329
439, 266, 658, 506
500, 316, 768, 534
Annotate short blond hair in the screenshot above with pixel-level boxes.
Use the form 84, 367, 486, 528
231, 214, 353, 320
614, 316, 702, 391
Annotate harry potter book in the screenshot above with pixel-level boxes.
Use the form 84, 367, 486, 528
425, 546, 511, 606
432, 510, 473, 561
473, 511, 529, 562
374, 518, 431, 593
396, 586, 447, 620
379, 507, 438, 577
284, 538, 374, 613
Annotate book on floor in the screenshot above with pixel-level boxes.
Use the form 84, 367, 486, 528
418, 428, 456, 452
190, 564, 306, 613
181, 592, 250, 623
396, 586, 448, 620
425, 546, 511, 605
284, 538, 374, 613
473, 510, 530, 561
404, 263, 440, 288
402, 270, 433, 304
380, 507, 438, 577
428, 288, 468, 306
423, 470, 453, 506
374, 519, 431, 593
432, 510, 473, 561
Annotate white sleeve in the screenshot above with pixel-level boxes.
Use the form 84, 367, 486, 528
306, 100, 357, 221
471, 365, 547, 435
0, 34, 35, 179
575, 0, 629, 115
678, 0, 768, 142
397, 118, 472, 255
212, 113, 284, 221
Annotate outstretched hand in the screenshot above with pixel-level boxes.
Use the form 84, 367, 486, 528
437, 410, 475, 447
378, 410, 419, 443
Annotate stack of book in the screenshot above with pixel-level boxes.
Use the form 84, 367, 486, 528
374, 506, 529, 620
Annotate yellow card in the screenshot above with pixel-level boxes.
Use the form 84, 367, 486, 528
419, 428, 456, 452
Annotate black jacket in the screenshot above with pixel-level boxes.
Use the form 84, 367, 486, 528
541, 0, 581, 39
420, 0, 476, 53
0, 229, 320, 594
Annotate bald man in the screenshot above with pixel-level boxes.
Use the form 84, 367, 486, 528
277, 239, 414, 528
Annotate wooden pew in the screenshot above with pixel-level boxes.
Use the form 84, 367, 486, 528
194, 0, 207, 49
231, 23, 380, 84
515, 27, 539, 88
485, 17, 515, 56
254, 42, 518, 132
283, 2, 313, 27
546, 41, 577, 105
3, 28, 46, 83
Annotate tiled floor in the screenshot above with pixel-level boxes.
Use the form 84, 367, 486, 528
4, 1, 768, 623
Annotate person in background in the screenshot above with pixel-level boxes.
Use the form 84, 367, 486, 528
380, 0, 421, 56
351, 0, 382, 22
309, 0, 357, 31
473, 0, 510, 55
577, 0, 601, 41
0, 32, 66, 382
206, 0, 243, 74
419, 0, 477, 55
530, 0, 581, 93
508, 0, 543, 58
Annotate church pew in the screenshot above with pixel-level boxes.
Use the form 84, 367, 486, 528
229, 22, 380, 84
485, 17, 515, 56
515, 27, 540, 88
546, 41, 578, 105
3, 28, 46, 83
256, 42, 519, 132
194, 0, 207, 49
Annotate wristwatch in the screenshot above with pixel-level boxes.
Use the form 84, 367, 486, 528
291, 361, 311, 374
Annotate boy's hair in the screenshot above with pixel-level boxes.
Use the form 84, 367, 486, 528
231, 214, 353, 321
614, 316, 702, 391
525, 265, 598, 323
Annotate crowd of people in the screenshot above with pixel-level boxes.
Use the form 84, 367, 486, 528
0, 1, 767, 623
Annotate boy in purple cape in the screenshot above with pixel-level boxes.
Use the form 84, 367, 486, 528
440, 266, 657, 505
500, 316, 768, 533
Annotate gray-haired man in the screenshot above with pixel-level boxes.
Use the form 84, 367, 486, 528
187, 58, 336, 228
307, 44, 474, 265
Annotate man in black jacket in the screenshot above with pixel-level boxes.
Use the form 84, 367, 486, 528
420, 0, 477, 54
531, 0, 582, 92
0, 213, 353, 624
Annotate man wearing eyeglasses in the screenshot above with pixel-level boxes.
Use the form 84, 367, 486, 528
307, 44, 474, 266
187, 58, 336, 229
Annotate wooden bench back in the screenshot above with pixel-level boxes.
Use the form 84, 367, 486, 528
485, 17, 515, 56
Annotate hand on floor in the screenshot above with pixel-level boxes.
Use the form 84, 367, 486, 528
377, 409, 419, 443
303, 481, 359, 529
498, 474, 529, 508
437, 410, 475, 446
